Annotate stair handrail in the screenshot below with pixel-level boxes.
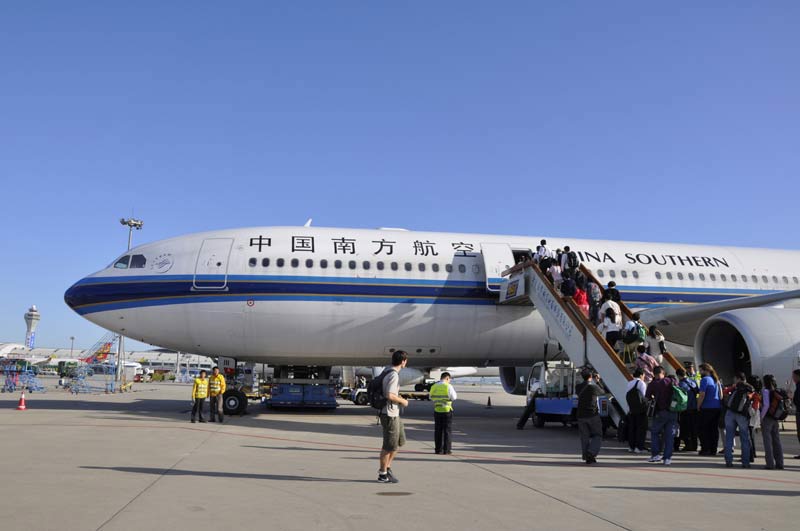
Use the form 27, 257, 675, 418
521, 261, 586, 339
579, 264, 683, 373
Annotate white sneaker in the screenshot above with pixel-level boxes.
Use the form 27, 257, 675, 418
663, 459, 672, 466
648, 455, 663, 463
634, 448, 643, 454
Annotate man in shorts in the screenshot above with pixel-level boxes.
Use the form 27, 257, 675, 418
378, 350, 409, 483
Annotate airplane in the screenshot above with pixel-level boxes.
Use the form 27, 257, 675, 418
64, 225, 800, 402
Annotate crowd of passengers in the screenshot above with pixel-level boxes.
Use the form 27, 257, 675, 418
530, 240, 800, 468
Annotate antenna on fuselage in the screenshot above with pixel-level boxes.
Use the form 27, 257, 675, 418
304, 218, 313, 227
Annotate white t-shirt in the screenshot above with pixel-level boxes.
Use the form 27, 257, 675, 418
626, 378, 646, 397
381, 369, 401, 417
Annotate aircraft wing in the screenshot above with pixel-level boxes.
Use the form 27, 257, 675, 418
637, 288, 800, 345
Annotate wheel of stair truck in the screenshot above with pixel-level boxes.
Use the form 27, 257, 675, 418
355, 391, 369, 406
223, 389, 248, 415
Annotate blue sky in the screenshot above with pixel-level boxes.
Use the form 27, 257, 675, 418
1, 2, 798, 349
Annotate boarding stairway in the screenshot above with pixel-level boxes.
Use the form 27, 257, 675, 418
499, 262, 683, 427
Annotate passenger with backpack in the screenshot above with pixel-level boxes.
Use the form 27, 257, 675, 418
723, 372, 754, 468
760, 374, 786, 470
605, 281, 621, 304
696, 363, 723, 456
676, 368, 699, 452
634, 345, 658, 383
576, 369, 604, 465
646, 325, 667, 366
547, 261, 563, 292
625, 368, 648, 453
598, 294, 622, 328
597, 308, 621, 350
645, 367, 678, 465
622, 314, 647, 347
793, 369, 800, 459
374, 351, 410, 483
534, 239, 553, 264
586, 281, 603, 324
560, 246, 581, 278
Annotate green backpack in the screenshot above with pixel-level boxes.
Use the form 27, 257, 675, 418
669, 384, 688, 413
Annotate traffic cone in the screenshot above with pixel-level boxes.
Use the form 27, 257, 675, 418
16, 391, 27, 411
486, 396, 492, 409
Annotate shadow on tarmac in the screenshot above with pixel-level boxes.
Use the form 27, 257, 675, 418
80, 466, 376, 484
595, 485, 800, 497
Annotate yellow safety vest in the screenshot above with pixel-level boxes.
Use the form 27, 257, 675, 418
208, 374, 226, 396
430, 382, 453, 413
192, 378, 209, 399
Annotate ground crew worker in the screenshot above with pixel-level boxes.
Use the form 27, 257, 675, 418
191, 370, 209, 423
208, 366, 227, 423
430, 372, 458, 454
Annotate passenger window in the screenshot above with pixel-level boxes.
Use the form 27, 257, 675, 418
782, 276, 789, 284
655, 272, 662, 280
666, 272, 673, 280
794, 277, 798, 284
419, 263, 426, 272
130, 255, 147, 268
248, 258, 257, 267
320, 259, 328, 269
741, 275, 747, 282
114, 256, 130, 269
377, 261, 385, 271
472, 264, 480, 274
620, 271, 628, 278
763, 275, 769, 284
276, 258, 285, 267
291, 259, 299, 268
609, 270, 616, 278
306, 259, 314, 268
348, 261, 357, 270
699, 273, 705, 281
432, 264, 440, 272
771, 276, 778, 284
458, 264, 466, 273
677, 273, 684, 280
391, 262, 399, 271
688, 273, 694, 281
751, 275, 758, 283
262, 258, 270, 267
632, 271, 639, 279
445, 264, 453, 273
362, 261, 371, 270
404, 263, 412, 272
334, 260, 342, 269
710, 273, 716, 281
730, 274, 736, 282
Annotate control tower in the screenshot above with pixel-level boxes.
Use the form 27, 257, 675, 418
24, 305, 40, 349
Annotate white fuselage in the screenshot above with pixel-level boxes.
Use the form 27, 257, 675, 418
64, 226, 800, 368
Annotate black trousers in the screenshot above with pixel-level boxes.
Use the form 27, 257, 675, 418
698, 408, 720, 453
517, 399, 537, 429
627, 412, 647, 451
209, 395, 224, 421
191, 398, 205, 421
679, 409, 699, 451
434, 412, 453, 453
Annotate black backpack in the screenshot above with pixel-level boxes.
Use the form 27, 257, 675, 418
539, 256, 553, 271
768, 388, 791, 421
561, 277, 577, 297
367, 369, 391, 410
626, 384, 648, 415
567, 251, 579, 269
726, 386, 753, 416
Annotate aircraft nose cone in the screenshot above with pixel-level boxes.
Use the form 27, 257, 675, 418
64, 280, 89, 312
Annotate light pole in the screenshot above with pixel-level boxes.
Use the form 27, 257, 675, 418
69, 336, 75, 358
116, 218, 144, 383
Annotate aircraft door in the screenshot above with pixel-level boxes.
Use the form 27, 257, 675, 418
480, 242, 515, 293
193, 238, 234, 290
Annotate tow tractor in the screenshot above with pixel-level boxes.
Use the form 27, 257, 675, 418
350, 386, 430, 405
525, 359, 615, 431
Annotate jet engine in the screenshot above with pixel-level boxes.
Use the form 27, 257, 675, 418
499, 366, 530, 395
694, 308, 800, 383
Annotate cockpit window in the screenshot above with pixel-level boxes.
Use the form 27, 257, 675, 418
113, 256, 131, 269
130, 255, 147, 268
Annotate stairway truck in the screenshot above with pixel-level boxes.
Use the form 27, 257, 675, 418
527, 360, 580, 427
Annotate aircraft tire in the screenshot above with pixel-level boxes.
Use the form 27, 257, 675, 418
223, 390, 247, 415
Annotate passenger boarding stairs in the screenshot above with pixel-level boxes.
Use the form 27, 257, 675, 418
500, 262, 683, 427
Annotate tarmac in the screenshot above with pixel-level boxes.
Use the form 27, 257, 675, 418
1, 378, 799, 531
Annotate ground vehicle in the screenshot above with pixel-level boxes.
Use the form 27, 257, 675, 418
526, 360, 580, 427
